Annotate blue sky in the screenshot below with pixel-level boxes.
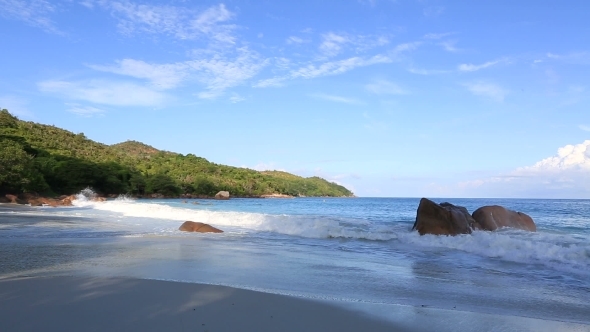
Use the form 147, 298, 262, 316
1, 0, 589, 198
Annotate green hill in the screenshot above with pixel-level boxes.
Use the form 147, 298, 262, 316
0, 109, 353, 198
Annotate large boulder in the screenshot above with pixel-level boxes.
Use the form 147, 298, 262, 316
214, 191, 230, 200
412, 198, 480, 236
179, 221, 223, 233
472, 205, 536, 232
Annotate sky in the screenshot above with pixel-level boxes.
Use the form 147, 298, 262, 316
1, 0, 589, 198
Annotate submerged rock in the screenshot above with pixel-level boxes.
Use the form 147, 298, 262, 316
214, 191, 230, 200
179, 221, 223, 233
472, 205, 536, 232
412, 198, 479, 236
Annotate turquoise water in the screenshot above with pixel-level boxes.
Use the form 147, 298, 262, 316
1, 195, 589, 324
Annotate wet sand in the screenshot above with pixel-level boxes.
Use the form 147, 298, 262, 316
1, 276, 588, 332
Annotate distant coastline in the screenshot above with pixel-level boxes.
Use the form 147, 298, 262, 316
0, 109, 353, 199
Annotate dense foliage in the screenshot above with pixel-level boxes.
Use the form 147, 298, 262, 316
0, 109, 353, 198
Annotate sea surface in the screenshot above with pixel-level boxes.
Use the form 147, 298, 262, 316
1, 192, 589, 325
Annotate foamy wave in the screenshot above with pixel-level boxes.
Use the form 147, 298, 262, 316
70, 193, 590, 273
72, 198, 398, 241
75, 187, 99, 201
398, 229, 590, 274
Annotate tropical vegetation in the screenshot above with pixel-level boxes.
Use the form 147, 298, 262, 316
0, 109, 353, 198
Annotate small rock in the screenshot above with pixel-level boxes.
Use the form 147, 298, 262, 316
179, 221, 223, 233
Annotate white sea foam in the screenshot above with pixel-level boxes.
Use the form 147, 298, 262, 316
69, 192, 590, 274
398, 229, 590, 274
72, 196, 398, 241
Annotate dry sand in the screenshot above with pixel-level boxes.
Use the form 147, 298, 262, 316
1, 276, 588, 332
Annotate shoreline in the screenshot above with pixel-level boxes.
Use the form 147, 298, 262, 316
0, 276, 587, 332
1, 201, 589, 331
0, 193, 356, 207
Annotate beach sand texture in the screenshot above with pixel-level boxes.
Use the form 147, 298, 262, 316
1, 276, 589, 332
0, 276, 401, 332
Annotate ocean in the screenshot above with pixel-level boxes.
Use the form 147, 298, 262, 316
1, 192, 589, 325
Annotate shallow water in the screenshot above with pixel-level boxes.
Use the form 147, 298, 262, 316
0, 196, 589, 324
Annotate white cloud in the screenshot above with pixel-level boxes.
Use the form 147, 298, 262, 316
253, 77, 286, 88
292, 55, 391, 79
464, 81, 508, 102
579, 125, 590, 132
317, 32, 391, 58
87, 47, 267, 99
0, 0, 61, 34
458, 59, 504, 72
38, 80, 167, 106
310, 93, 362, 104
99, 2, 236, 43
188, 47, 268, 99
459, 140, 590, 198
255, 37, 402, 89
366, 79, 408, 95
65, 104, 106, 117
255, 53, 394, 89
286, 36, 308, 44
546, 52, 590, 65
229, 94, 245, 103
319, 32, 351, 57
391, 42, 421, 55
88, 59, 188, 89
439, 40, 460, 52
521, 141, 590, 172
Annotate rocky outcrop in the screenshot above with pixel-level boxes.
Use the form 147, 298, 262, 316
472, 205, 536, 232
412, 198, 479, 236
214, 191, 230, 200
413, 198, 537, 235
2, 194, 79, 207
5, 194, 18, 204
178, 221, 223, 233
60, 195, 77, 206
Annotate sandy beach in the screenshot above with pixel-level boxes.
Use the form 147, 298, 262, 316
1, 276, 589, 332
0, 276, 401, 332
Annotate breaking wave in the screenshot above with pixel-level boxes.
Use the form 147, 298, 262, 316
71, 194, 399, 241
69, 191, 590, 274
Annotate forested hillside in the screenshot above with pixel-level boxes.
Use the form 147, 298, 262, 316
0, 109, 353, 198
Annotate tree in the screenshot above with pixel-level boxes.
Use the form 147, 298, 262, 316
0, 138, 47, 193
145, 174, 181, 196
